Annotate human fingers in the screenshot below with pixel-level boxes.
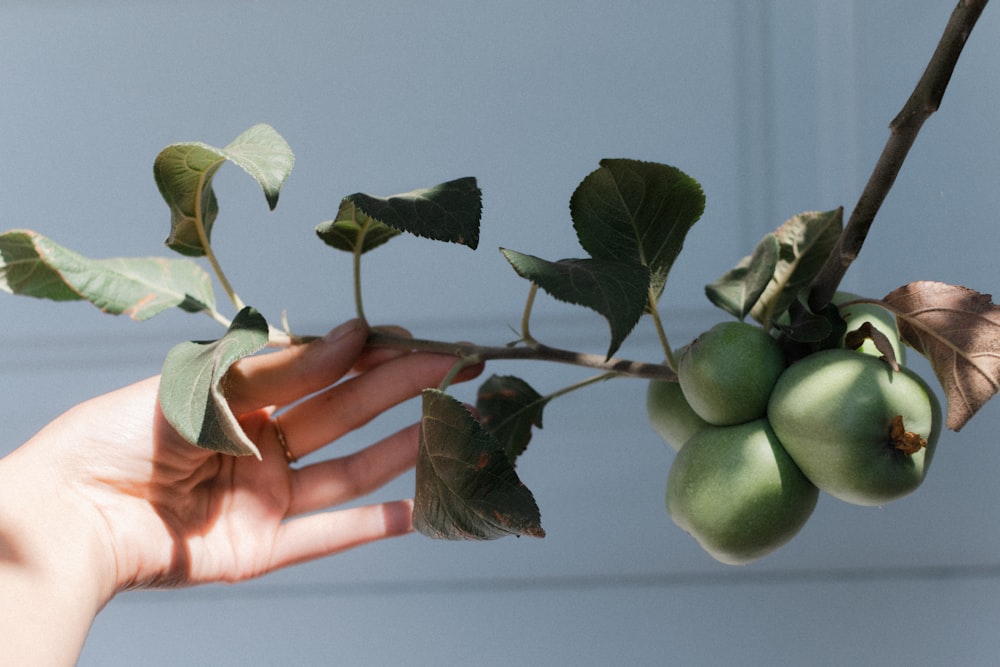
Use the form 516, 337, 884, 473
271, 351, 482, 462
266, 500, 414, 572
350, 325, 413, 373
285, 422, 420, 517
225, 319, 368, 416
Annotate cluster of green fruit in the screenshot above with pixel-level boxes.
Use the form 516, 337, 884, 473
646, 296, 941, 565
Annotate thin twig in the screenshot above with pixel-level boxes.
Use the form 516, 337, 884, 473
808, 0, 989, 311
366, 329, 678, 382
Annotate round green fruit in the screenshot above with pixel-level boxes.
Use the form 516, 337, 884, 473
647, 379, 710, 451
647, 348, 710, 450
767, 349, 940, 506
678, 321, 785, 426
834, 291, 906, 364
666, 418, 818, 565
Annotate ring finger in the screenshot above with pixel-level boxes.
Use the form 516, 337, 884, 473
271, 351, 479, 462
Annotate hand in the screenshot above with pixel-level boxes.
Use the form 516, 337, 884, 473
0, 319, 481, 663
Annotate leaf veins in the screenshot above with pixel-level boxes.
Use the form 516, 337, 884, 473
883, 281, 1000, 431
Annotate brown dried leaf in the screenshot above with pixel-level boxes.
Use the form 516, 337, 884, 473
843, 321, 900, 371
883, 281, 1000, 431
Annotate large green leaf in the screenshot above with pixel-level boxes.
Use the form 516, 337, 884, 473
569, 159, 704, 302
154, 124, 295, 256
705, 232, 780, 320
159, 307, 270, 458
747, 209, 843, 324
315, 198, 402, 254
413, 389, 545, 540
345, 177, 481, 250
500, 248, 649, 358
475, 374, 547, 462
0, 229, 215, 319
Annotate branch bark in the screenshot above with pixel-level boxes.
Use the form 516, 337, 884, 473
808, 0, 989, 312
366, 329, 678, 381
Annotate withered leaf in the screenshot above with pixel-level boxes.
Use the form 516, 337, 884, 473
883, 281, 1000, 431
844, 321, 900, 371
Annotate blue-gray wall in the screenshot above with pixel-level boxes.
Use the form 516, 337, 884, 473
2, 2, 999, 664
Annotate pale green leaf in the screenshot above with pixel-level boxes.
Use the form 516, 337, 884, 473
705, 233, 780, 320
0, 229, 216, 319
315, 198, 402, 254
748, 209, 843, 324
159, 307, 270, 457
154, 124, 294, 256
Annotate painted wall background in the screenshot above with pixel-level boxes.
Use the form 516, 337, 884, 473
2, 2, 999, 664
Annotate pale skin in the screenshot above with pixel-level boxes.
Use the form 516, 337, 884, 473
0, 319, 481, 665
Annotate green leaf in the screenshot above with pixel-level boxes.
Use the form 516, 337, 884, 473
500, 248, 649, 358
315, 198, 402, 254
413, 389, 545, 540
345, 177, 481, 250
159, 307, 270, 458
475, 374, 547, 462
154, 124, 295, 256
746, 208, 843, 324
569, 159, 705, 302
0, 229, 216, 319
705, 233, 780, 320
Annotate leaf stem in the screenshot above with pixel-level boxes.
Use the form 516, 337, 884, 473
543, 371, 617, 403
438, 354, 482, 391
521, 283, 539, 346
646, 286, 675, 370
194, 162, 245, 311
204, 308, 233, 329
367, 329, 677, 381
353, 235, 367, 323
808, 0, 989, 311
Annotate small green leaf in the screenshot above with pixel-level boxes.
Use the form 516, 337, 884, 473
705, 233, 779, 320
777, 298, 842, 342
475, 374, 547, 462
315, 198, 402, 254
414, 389, 545, 540
0, 229, 216, 319
500, 248, 649, 358
159, 307, 270, 458
569, 159, 705, 302
747, 208, 843, 324
154, 124, 294, 256
346, 177, 481, 249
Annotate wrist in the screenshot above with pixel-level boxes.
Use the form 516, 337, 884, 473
0, 441, 117, 664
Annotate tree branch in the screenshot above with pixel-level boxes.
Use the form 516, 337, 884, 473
808, 0, 989, 312
366, 330, 678, 381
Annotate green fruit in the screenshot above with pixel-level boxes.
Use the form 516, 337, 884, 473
678, 321, 785, 426
834, 291, 906, 364
767, 349, 940, 506
666, 419, 818, 565
647, 378, 710, 451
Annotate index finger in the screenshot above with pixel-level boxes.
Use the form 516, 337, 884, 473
224, 319, 368, 415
